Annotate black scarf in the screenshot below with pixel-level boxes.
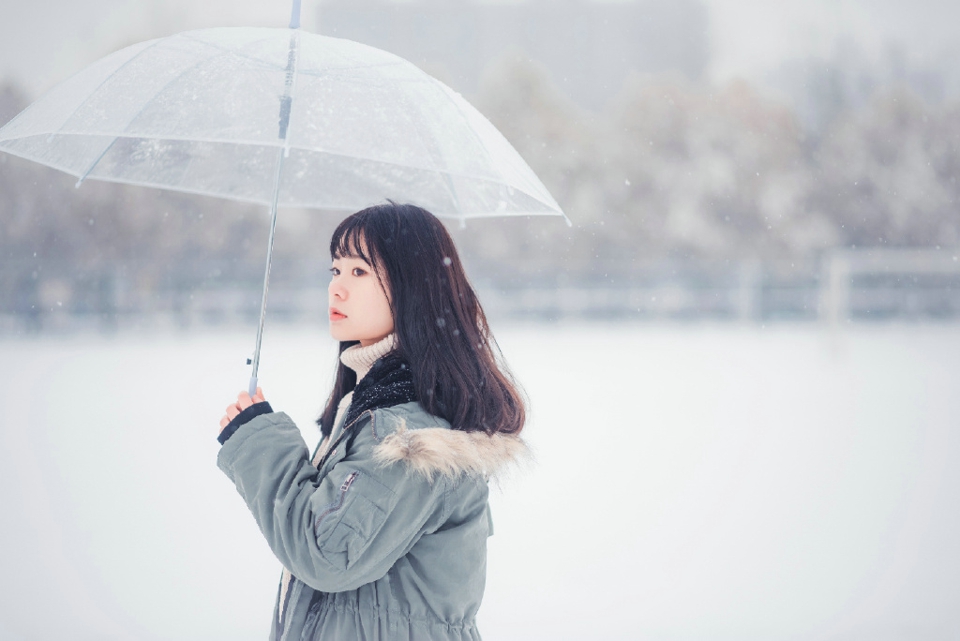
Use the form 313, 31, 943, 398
341, 352, 418, 429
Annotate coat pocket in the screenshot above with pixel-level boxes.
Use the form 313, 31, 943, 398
314, 471, 360, 533
313, 473, 390, 573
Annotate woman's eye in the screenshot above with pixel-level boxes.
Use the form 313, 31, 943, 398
351, 267, 366, 277
329, 267, 340, 276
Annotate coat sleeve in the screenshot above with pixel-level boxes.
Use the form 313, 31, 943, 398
217, 411, 446, 593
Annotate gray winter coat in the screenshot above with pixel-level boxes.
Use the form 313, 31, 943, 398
217, 401, 527, 641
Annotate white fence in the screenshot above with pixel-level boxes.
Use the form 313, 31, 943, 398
820, 248, 960, 326
479, 249, 960, 323
4, 249, 960, 332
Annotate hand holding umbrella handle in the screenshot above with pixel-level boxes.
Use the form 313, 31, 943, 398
245, 357, 259, 397
219, 387, 266, 432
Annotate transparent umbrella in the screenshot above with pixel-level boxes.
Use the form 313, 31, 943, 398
0, 6, 567, 393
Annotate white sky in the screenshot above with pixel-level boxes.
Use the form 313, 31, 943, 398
702, 0, 960, 83
1, 0, 959, 97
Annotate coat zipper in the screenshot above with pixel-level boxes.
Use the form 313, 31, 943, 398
277, 412, 372, 641
314, 470, 360, 532
313, 409, 372, 471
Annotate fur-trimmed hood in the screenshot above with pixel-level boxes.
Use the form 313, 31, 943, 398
318, 351, 531, 482
374, 424, 530, 482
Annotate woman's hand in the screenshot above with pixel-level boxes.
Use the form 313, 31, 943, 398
219, 387, 266, 433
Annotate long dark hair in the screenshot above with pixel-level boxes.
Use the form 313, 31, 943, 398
317, 202, 525, 437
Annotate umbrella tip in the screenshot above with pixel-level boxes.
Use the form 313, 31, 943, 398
289, 0, 302, 29
74, 177, 84, 189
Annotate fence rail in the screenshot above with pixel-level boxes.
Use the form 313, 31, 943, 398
3, 249, 959, 333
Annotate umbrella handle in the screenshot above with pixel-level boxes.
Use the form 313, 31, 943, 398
248, 375, 259, 398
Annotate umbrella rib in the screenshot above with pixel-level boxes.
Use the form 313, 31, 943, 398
395, 92, 464, 217
402, 85, 468, 224
0, 152, 558, 216
3, 32, 281, 140
61, 33, 294, 159
295, 59, 404, 79
430, 76, 505, 194
113, 44, 259, 136
72, 44, 250, 188
427, 77, 567, 222
24, 129, 546, 197
176, 30, 292, 74
43, 36, 170, 141
75, 138, 119, 187
71, 32, 303, 166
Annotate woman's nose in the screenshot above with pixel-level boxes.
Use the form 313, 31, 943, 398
329, 279, 347, 300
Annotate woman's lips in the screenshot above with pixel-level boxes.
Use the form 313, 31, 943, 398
329, 309, 347, 321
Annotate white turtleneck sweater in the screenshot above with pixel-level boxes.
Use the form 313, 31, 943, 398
312, 333, 396, 465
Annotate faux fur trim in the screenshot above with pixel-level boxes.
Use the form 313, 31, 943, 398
373, 426, 530, 481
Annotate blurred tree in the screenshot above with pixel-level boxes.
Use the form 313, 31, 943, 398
770, 39, 954, 136
815, 88, 960, 248
464, 52, 608, 285
0, 80, 29, 126
0, 87, 276, 328
605, 76, 836, 260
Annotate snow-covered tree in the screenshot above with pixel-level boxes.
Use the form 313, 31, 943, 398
814, 88, 960, 248
605, 76, 835, 259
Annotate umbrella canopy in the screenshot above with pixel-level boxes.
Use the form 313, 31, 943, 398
0, 26, 563, 221
0, 23, 566, 394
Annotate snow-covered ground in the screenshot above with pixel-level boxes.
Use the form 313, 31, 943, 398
2, 323, 959, 640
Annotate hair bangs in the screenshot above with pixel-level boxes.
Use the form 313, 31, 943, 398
330, 215, 376, 267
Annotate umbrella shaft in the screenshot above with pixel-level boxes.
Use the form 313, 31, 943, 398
249, 151, 285, 393
248, 28, 300, 397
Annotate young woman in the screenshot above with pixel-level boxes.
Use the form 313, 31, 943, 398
216, 202, 528, 641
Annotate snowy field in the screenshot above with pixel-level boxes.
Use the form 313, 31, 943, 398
2, 323, 959, 641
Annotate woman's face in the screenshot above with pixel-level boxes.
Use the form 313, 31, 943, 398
328, 253, 394, 347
